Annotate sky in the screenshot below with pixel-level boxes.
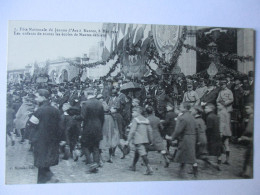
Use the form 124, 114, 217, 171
8, 21, 103, 70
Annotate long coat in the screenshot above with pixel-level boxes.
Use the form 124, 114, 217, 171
30, 101, 61, 168
147, 114, 165, 151
60, 114, 80, 150
194, 115, 208, 156
205, 112, 222, 156
99, 112, 120, 149
217, 87, 234, 112
163, 111, 177, 137
172, 111, 197, 164
81, 98, 104, 148
218, 109, 232, 137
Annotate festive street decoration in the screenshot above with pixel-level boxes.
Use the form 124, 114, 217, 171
68, 24, 253, 82
183, 43, 254, 62
101, 57, 121, 79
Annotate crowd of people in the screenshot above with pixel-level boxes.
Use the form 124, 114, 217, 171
6, 70, 254, 183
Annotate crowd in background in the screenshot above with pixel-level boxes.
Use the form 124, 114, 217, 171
6, 70, 254, 183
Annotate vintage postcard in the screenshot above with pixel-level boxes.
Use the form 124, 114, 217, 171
6, 20, 255, 184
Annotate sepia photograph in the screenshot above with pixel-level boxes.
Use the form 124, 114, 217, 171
5, 20, 255, 184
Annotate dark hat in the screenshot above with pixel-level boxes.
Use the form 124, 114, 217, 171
37, 89, 50, 99
219, 79, 227, 85
248, 71, 254, 77
234, 75, 241, 81
226, 73, 231, 78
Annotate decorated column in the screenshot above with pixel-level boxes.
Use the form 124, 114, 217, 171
177, 26, 197, 75
237, 29, 255, 74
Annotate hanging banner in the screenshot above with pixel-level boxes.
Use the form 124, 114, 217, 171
152, 25, 182, 62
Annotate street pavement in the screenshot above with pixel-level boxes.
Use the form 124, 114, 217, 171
5, 136, 248, 184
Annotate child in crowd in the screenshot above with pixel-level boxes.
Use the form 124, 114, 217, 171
127, 106, 153, 175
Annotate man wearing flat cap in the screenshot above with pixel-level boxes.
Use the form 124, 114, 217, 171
28, 89, 61, 183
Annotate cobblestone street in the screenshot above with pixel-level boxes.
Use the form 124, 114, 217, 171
5, 136, 248, 184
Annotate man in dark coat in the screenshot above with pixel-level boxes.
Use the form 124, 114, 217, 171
81, 91, 104, 173
170, 102, 198, 177
29, 89, 61, 183
200, 80, 220, 106
204, 103, 222, 169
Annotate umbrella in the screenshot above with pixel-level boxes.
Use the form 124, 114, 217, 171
120, 82, 142, 93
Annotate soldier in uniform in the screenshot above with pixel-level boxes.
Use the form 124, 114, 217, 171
216, 79, 234, 142
182, 83, 200, 106
217, 79, 234, 113
195, 79, 208, 99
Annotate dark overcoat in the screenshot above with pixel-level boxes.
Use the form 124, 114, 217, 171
194, 116, 208, 156
31, 101, 61, 168
205, 112, 222, 156
60, 114, 80, 149
147, 114, 165, 151
172, 111, 196, 164
200, 88, 220, 105
163, 111, 177, 137
81, 98, 104, 148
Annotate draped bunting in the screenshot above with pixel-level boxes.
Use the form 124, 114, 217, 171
183, 43, 254, 62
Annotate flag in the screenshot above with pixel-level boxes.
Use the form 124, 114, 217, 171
141, 37, 150, 55
119, 23, 126, 35
102, 47, 110, 61
134, 26, 144, 45
107, 23, 116, 39
117, 38, 124, 53
129, 25, 137, 44
110, 38, 114, 54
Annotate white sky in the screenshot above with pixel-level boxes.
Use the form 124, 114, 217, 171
8, 21, 103, 70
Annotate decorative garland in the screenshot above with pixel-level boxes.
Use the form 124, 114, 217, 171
67, 50, 117, 69
193, 62, 247, 79
183, 43, 254, 62
101, 57, 121, 80
68, 60, 107, 68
